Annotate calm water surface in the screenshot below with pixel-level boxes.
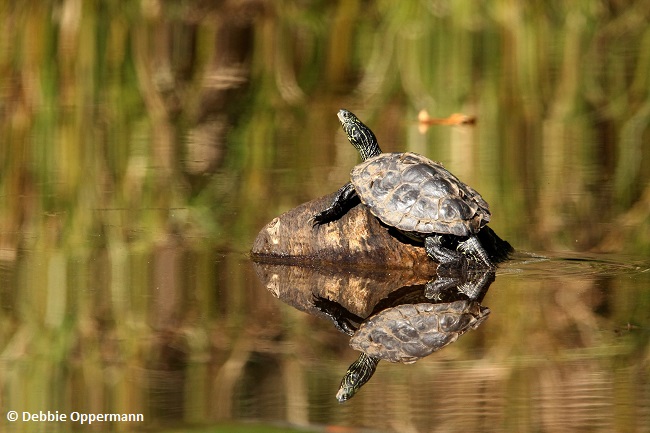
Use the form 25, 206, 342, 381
5, 247, 649, 432
1, 2, 650, 433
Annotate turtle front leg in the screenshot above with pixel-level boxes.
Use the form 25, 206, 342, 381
457, 235, 494, 269
312, 182, 358, 225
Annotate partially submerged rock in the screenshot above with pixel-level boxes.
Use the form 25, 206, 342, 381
250, 192, 512, 270
251, 191, 438, 272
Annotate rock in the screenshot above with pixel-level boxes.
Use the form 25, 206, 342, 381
251, 192, 437, 272
252, 261, 433, 319
250, 192, 512, 270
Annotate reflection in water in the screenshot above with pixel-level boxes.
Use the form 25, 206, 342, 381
255, 260, 495, 402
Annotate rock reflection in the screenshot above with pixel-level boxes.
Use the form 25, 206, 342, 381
254, 261, 495, 402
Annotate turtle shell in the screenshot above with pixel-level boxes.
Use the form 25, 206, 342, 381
350, 152, 490, 236
349, 300, 490, 363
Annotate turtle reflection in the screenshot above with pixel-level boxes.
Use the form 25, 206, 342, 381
314, 268, 494, 402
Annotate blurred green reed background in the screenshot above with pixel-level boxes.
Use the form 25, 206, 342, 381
0, 1, 649, 432
2, 0, 649, 256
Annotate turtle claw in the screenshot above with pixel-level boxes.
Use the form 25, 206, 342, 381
312, 182, 358, 227
424, 277, 458, 299
457, 235, 494, 269
310, 214, 323, 227
426, 235, 494, 270
425, 235, 462, 266
311, 208, 334, 226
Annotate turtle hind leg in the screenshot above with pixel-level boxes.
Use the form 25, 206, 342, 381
458, 235, 494, 269
425, 234, 495, 269
425, 235, 462, 265
312, 182, 358, 226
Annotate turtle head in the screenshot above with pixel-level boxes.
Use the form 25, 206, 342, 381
337, 109, 382, 161
336, 353, 379, 403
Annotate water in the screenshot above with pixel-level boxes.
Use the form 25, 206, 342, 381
251, 252, 650, 432
1, 1, 650, 432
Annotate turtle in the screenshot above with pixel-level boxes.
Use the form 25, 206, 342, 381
313, 109, 495, 268
314, 282, 491, 402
